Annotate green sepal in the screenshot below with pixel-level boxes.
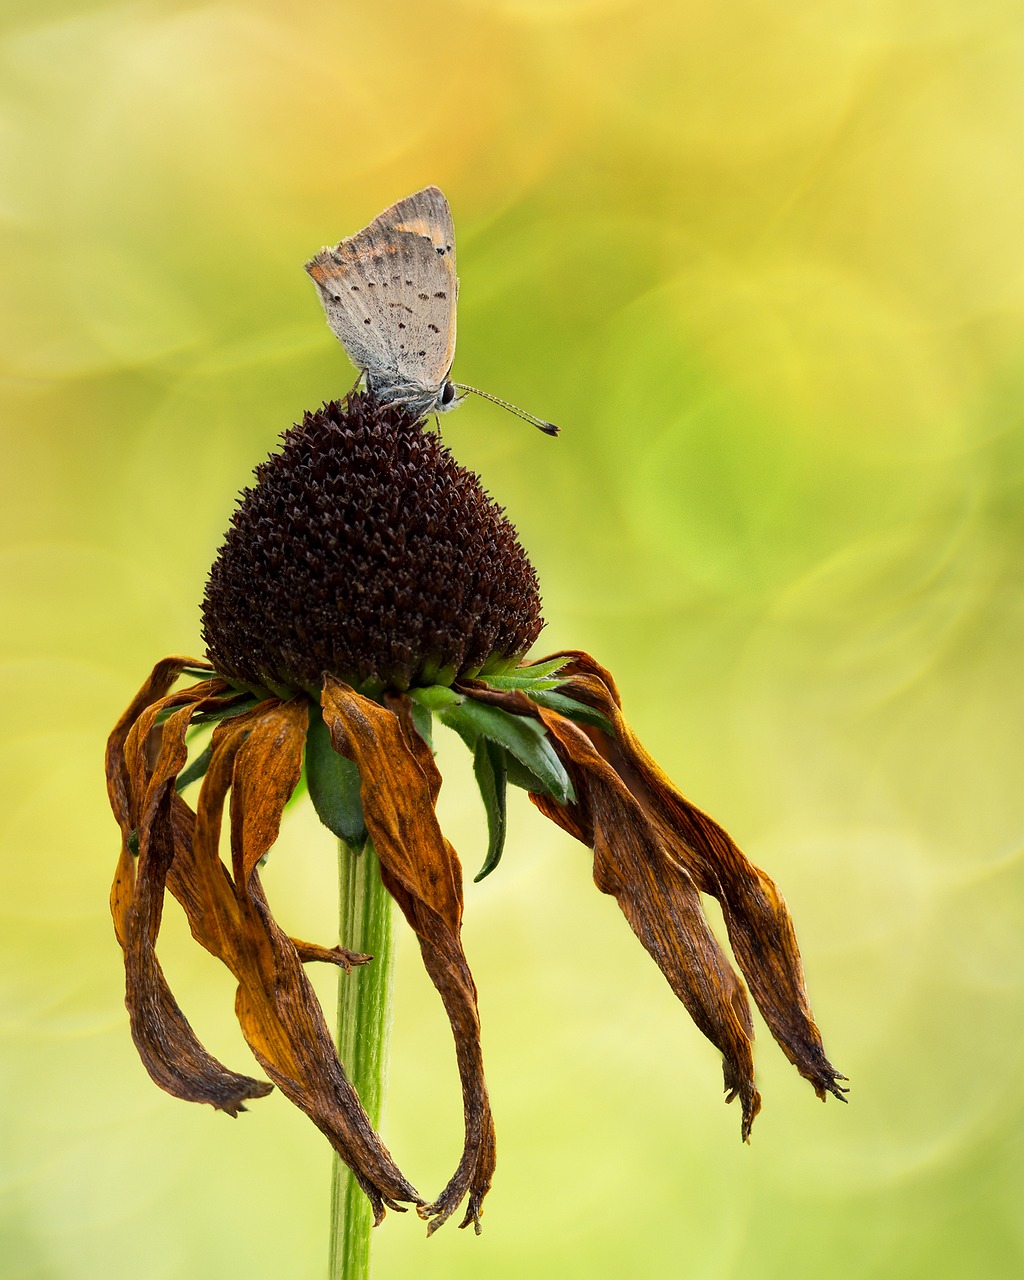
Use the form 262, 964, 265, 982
522, 688, 615, 736
439, 699, 575, 807
503, 752, 548, 794
417, 658, 457, 688
175, 742, 214, 794
409, 699, 435, 751
156, 694, 256, 728
180, 664, 218, 680
481, 657, 570, 692
472, 737, 508, 882
408, 684, 463, 713
188, 695, 258, 726
305, 704, 367, 850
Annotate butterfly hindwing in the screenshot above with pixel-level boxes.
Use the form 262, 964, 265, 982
306, 186, 458, 408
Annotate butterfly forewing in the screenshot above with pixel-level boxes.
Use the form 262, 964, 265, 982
306, 186, 458, 407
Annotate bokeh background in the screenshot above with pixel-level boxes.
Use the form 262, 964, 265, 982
3, 1, 1023, 1277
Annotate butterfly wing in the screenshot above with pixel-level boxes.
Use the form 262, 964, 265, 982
306, 186, 458, 407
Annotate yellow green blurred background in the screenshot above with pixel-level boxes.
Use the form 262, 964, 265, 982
3, 1, 1023, 1276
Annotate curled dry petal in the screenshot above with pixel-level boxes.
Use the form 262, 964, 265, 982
107, 667, 272, 1116
291, 939, 371, 970
107, 662, 422, 1224
322, 676, 495, 1233
105, 656, 220, 834
530, 710, 761, 1139
174, 701, 421, 1222
545, 650, 846, 1103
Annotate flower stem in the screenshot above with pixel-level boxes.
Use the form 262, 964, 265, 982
329, 839, 396, 1280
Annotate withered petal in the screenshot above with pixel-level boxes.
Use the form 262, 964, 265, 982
322, 676, 495, 1233
108, 668, 421, 1221
383, 691, 441, 798
323, 681, 462, 925
292, 939, 372, 971
533, 709, 761, 1139
228, 698, 309, 884
171, 706, 422, 1222
105, 656, 224, 834
546, 650, 846, 1103
111, 689, 271, 1115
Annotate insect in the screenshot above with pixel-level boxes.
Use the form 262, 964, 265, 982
305, 186, 558, 435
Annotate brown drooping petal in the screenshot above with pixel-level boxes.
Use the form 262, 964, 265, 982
105, 656, 223, 834
530, 708, 762, 1139
549, 650, 846, 1103
109, 678, 272, 1116
292, 939, 371, 969
322, 676, 495, 1233
108, 666, 421, 1219
169, 702, 422, 1223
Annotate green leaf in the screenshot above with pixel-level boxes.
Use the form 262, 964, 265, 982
305, 705, 367, 849
472, 738, 508, 881
522, 688, 615, 736
440, 699, 575, 807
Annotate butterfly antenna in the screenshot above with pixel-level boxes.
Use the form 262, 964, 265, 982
451, 383, 559, 436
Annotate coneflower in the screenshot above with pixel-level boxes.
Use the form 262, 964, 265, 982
106, 390, 845, 1252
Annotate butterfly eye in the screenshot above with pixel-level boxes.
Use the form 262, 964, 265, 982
332, 294, 342, 303
441, 381, 457, 406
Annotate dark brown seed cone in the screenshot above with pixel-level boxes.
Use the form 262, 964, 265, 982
201, 393, 544, 694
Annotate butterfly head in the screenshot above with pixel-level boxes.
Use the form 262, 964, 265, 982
363, 373, 462, 422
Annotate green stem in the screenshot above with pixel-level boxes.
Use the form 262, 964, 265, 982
329, 840, 396, 1280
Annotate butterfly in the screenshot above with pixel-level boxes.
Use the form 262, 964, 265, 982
305, 186, 558, 435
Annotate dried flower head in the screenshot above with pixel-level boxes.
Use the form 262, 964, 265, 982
202, 396, 542, 695
107, 391, 845, 1236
